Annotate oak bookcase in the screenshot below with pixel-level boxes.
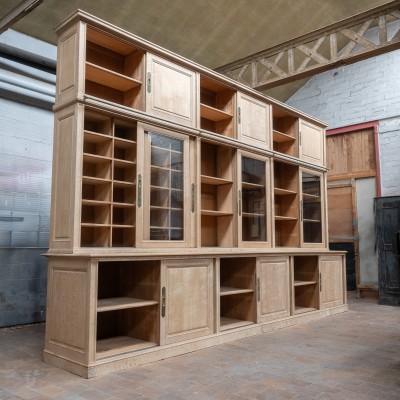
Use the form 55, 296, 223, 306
44, 10, 347, 378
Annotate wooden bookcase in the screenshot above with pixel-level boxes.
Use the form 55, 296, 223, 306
45, 10, 347, 378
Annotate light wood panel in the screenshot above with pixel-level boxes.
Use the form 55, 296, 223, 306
161, 259, 213, 345
320, 255, 345, 309
326, 128, 376, 180
257, 257, 291, 323
327, 184, 354, 240
238, 93, 270, 148
146, 54, 197, 127
299, 120, 324, 166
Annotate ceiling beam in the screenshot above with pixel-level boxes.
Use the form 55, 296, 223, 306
215, 0, 400, 91
0, 0, 43, 35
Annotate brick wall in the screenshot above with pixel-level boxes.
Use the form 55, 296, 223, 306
286, 49, 400, 197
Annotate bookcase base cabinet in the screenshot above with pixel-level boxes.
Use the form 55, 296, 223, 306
43, 252, 347, 378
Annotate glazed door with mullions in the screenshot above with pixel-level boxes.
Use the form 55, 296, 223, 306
137, 123, 192, 247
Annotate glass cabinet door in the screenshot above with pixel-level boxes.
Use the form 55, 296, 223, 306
138, 126, 191, 246
240, 155, 268, 244
148, 132, 184, 240
301, 172, 322, 244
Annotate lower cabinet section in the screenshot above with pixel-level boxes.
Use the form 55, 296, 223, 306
43, 252, 347, 378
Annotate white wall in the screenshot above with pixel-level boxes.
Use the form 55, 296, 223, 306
286, 50, 400, 197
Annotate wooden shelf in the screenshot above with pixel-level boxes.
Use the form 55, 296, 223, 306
220, 286, 254, 296
294, 280, 317, 287
82, 199, 111, 206
273, 130, 296, 143
294, 306, 317, 315
274, 187, 297, 196
97, 297, 158, 312
113, 202, 135, 208
201, 175, 233, 186
275, 216, 298, 221
84, 131, 112, 142
83, 153, 112, 163
113, 159, 136, 167
113, 180, 135, 187
201, 210, 233, 217
220, 317, 254, 331
96, 336, 157, 358
81, 223, 111, 227
82, 176, 111, 184
200, 103, 233, 122
114, 137, 136, 147
86, 62, 142, 91
303, 219, 321, 223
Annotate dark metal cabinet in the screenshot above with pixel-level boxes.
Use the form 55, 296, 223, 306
375, 196, 400, 306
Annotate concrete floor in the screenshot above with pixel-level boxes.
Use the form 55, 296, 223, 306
0, 299, 399, 400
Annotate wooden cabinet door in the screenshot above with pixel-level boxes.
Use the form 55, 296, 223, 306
136, 123, 194, 248
320, 255, 345, 309
300, 169, 326, 248
299, 120, 324, 166
160, 259, 213, 345
238, 152, 271, 247
257, 257, 291, 323
146, 54, 197, 127
238, 93, 271, 148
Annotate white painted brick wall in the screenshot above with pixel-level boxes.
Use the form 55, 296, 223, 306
286, 50, 400, 197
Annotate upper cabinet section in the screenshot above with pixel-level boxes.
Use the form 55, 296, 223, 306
56, 21, 145, 110
238, 94, 270, 149
146, 54, 197, 127
199, 76, 236, 138
85, 27, 145, 110
272, 106, 325, 166
272, 107, 299, 158
299, 120, 325, 166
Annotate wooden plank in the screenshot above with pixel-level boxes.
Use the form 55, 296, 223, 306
86, 62, 141, 91
220, 287, 254, 296
97, 297, 158, 312
220, 317, 254, 331
96, 336, 157, 358
201, 210, 233, 217
274, 187, 297, 196
201, 175, 233, 186
200, 103, 233, 122
273, 130, 296, 143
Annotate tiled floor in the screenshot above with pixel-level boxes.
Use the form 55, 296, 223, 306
0, 299, 399, 400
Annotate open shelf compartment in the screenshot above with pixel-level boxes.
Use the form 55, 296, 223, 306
201, 141, 235, 247
274, 161, 299, 247
85, 26, 145, 110
96, 260, 160, 359
293, 256, 319, 314
200, 75, 235, 137
272, 107, 299, 157
219, 257, 256, 331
